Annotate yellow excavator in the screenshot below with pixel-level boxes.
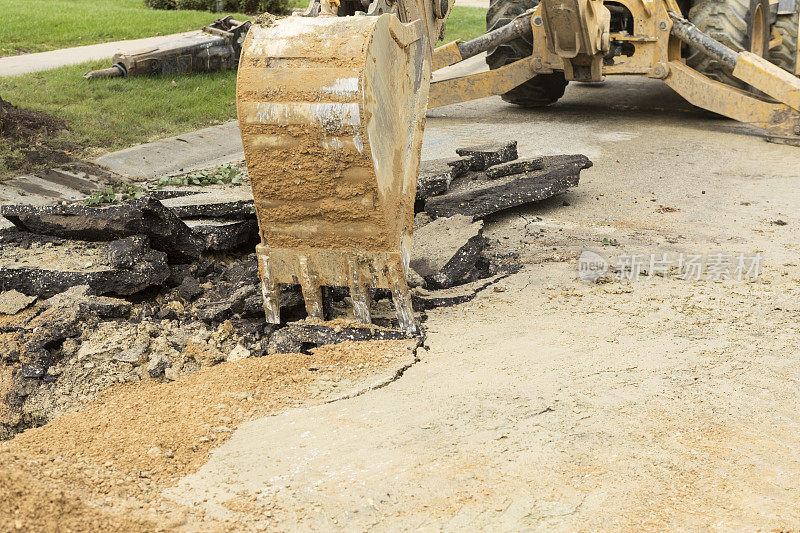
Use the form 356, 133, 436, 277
236, 0, 800, 333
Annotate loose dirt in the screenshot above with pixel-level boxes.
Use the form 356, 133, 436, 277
0, 338, 417, 530
0, 468, 155, 533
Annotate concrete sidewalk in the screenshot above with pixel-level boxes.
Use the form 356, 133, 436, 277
94, 120, 244, 178
0, 31, 197, 77
0, 121, 243, 207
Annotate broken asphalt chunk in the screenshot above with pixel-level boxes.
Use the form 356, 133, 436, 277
425, 155, 592, 220
417, 159, 455, 201
0, 290, 37, 315
484, 155, 590, 179
176, 276, 203, 302
447, 155, 473, 178
0, 198, 202, 261
45, 285, 132, 318
107, 235, 151, 269
411, 275, 505, 310
0, 217, 17, 236
19, 363, 46, 379
410, 215, 485, 289
456, 141, 518, 171
0, 235, 169, 298
480, 247, 522, 276
485, 157, 545, 179
185, 218, 259, 252
159, 188, 255, 219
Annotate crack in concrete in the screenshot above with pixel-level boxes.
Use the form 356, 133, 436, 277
320, 271, 513, 405
323, 337, 424, 404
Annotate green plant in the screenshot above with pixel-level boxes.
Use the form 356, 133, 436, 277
154, 163, 242, 187
83, 186, 117, 206
601, 237, 619, 247
119, 183, 145, 201
83, 184, 144, 206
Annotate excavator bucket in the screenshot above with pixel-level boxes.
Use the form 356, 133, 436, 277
236, 14, 431, 334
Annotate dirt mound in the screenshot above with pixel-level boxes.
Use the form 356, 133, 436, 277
0, 337, 417, 529
0, 97, 65, 140
0, 97, 73, 176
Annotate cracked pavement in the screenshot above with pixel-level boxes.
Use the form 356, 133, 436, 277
164, 77, 800, 530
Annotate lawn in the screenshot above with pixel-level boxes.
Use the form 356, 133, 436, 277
0, 60, 238, 177
442, 6, 487, 44
0, 0, 249, 56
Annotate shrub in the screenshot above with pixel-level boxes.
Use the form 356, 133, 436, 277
238, 0, 291, 14
145, 0, 290, 14
174, 0, 216, 9
256, 0, 291, 14
216, 0, 241, 9
144, 0, 176, 9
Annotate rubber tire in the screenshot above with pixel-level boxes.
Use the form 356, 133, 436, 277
687, 0, 771, 87
486, 0, 568, 107
771, 7, 799, 74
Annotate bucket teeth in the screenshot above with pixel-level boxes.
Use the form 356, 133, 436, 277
298, 256, 324, 320
237, 14, 430, 333
347, 257, 372, 325
257, 252, 281, 324
255, 245, 417, 333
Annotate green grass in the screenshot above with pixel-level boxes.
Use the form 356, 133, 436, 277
0, 0, 249, 56
0, 60, 237, 177
442, 6, 487, 44
0, 0, 484, 56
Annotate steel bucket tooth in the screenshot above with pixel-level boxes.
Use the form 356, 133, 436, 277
237, 14, 430, 335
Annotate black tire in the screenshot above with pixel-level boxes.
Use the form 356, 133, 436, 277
486, 0, 568, 107
687, 0, 770, 87
771, 7, 799, 74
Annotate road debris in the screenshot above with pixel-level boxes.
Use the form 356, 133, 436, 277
159, 188, 255, 219
184, 218, 259, 252
0, 290, 36, 315
417, 158, 457, 201
1, 198, 202, 261
0, 233, 170, 298
410, 215, 485, 289
0, 140, 587, 444
425, 154, 591, 219
456, 141, 519, 171
485, 157, 547, 179
267, 321, 415, 356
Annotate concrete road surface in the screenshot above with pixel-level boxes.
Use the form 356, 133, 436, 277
167, 76, 800, 529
